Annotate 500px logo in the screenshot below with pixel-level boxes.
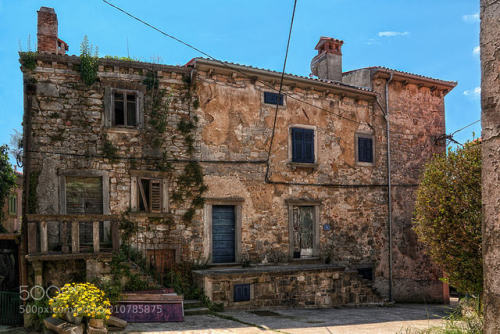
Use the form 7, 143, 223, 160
19, 285, 60, 301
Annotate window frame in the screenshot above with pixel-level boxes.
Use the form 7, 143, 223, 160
288, 125, 318, 165
104, 87, 144, 129
112, 89, 139, 128
130, 171, 169, 214
8, 194, 17, 216
355, 133, 375, 166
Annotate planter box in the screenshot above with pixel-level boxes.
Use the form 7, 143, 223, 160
114, 289, 184, 322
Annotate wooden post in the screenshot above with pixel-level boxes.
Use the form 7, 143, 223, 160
40, 221, 48, 254
111, 221, 120, 252
71, 221, 80, 253
27, 222, 38, 254
61, 221, 69, 253
93, 221, 100, 253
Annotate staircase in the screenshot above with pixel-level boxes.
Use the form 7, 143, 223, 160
184, 299, 210, 315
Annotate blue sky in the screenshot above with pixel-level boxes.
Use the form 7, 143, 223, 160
0, 0, 481, 163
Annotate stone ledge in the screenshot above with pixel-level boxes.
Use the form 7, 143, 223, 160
193, 263, 345, 276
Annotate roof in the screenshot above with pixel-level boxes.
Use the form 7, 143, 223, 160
344, 66, 457, 89
187, 57, 378, 98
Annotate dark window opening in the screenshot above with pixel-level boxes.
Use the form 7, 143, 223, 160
138, 178, 162, 213
264, 92, 284, 106
358, 137, 373, 163
8, 195, 17, 216
113, 91, 137, 127
291, 128, 315, 163
234, 283, 250, 302
357, 267, 373, 281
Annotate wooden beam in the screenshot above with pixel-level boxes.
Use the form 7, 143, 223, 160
71, 221, 80, 253
93, 221, 100, 253
40, 221, 48, 254
61, 221, 69, 253
111, 221, 120, 252
27, 222, 38, 254
138, 179, 149, 213
26, 214, 121, 222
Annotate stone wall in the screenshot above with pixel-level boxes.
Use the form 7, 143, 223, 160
193, 265, 382, 309
480, 0, 500, 332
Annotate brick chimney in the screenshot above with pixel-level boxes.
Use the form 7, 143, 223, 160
37, 7, 68, 54
310, 37, 344, 82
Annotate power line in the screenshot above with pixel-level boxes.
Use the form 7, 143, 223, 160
101, 0, 423, 138
451, 119, 480, 136
265, 0, 298, 182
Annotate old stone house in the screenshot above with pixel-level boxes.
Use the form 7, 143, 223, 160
21, 7, 456, 308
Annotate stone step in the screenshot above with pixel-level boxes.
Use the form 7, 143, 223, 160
184, 299, 204, 309
184, 307, 210, 316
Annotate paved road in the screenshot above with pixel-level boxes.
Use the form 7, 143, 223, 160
121, 303, 453, 334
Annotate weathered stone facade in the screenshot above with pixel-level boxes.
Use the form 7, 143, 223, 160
22, 8, 456, 306
480, 0, 500, 332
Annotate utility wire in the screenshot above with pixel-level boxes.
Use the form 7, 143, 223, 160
451, 119, 480, 136
101, 0, 425, 138
265, 0, 298, 182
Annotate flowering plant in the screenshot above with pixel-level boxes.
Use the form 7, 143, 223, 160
49, 282, 112, 320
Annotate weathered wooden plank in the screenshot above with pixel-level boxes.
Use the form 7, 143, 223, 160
61, 221, 69, 253
26, 214, 120, 222
111, 221, 120, 252
71, 221, 79, 253
27, 222, 38, 254
93, 221, 100, 253
40, 221, 48, 254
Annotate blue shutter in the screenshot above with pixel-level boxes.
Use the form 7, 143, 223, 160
292, 128, 315, 163
264, 92, 284, 106
234, 284, 250, 302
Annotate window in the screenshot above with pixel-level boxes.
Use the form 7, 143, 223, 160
233, 284, 251, 302
291, 127, 315, 163
137, 178, 163, 213
357, 136, 374, 163
263, 91, 284, 106
65, 177, 103, 214
113, 91, 137, 127
8, 195, 17, 216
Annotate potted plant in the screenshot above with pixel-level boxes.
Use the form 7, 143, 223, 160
49, 282, 111, 327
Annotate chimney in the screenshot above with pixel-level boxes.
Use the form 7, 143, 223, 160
37, 7, 68, 54
310, 37, 343, 82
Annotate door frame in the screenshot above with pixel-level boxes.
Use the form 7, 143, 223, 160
204, 198, 243, 264
286, 199, 321, 259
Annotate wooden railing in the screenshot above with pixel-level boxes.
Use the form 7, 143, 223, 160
25, 214, 121, 257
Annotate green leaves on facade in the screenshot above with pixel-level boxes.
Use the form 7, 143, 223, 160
413, 141, 482, 296
0, 145, 17, 224
79, 36, 99, 86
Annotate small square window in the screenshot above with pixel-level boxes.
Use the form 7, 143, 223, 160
291, 128, 315, 163
233, 284, 250, 302
113, 91, 137, 127
263, 92, 284, 106
357, 136, 373, 163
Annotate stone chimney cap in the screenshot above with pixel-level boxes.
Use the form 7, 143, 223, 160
314, 37, 344, 55
38, 7, 56, 13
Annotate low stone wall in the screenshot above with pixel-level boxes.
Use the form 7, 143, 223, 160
193, 264, 383, 309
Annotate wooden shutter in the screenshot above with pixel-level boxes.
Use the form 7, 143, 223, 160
150, 180, 162, 213
104, 87, 112, 127
65, 177, 103, 214
292, 128, 314, 163
264, 92, 284, 105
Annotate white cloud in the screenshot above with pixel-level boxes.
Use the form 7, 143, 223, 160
378, 31, 409, 37
463, 13, 479, 23
463, 87, 481, 97
473, 46, 480, 55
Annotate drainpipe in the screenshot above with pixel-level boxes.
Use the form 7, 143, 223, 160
385, 73, 394, 302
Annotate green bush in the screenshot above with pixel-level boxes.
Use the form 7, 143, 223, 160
79, 36, 99, 86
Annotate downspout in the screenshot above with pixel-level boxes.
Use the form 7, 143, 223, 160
385, 73, 394, 302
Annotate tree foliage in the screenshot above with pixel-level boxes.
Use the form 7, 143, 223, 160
79, 35, 99, 86
413, 141, 482, 296
0, 145, 17, 225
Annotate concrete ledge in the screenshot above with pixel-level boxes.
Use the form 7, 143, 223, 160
193, 263, 345, 276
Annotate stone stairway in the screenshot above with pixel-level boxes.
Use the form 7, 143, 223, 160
184, 299, 210, 315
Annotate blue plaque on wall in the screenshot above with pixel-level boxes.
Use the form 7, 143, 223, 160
323, 223, 331, 231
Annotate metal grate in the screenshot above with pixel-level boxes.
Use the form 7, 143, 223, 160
0, 291, 23, 326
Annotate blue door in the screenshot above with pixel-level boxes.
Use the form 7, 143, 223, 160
212, 205, 235, 263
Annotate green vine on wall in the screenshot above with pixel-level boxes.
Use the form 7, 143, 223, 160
102, 135, 118, 162
79, 35, 99, 86
20, 51, 38, 71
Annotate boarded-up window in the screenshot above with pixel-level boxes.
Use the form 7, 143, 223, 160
138, 178, 162, 213
357, 136, 373, 163
292, 206, 314, 258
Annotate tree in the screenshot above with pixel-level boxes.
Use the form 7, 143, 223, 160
413, 141, 482, 296
0, 145, 17, 229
